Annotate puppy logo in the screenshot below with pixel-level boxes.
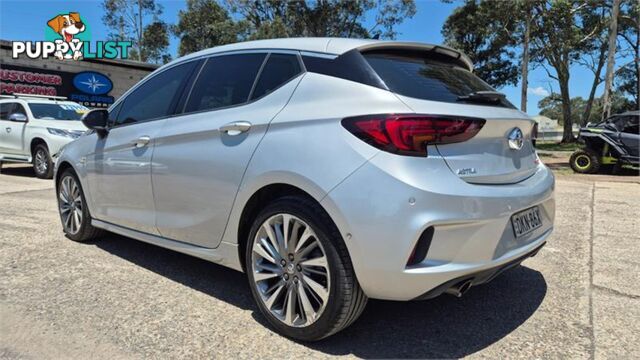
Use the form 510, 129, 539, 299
11, 13, 131, 61
47, 12, 86, 60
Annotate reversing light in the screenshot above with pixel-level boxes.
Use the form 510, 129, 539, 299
342, 114, 485, 157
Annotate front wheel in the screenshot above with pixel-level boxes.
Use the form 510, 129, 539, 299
33, 144, 53, 179
570, 148, 600, 174
57, 169, 103, 242
245, 196, 367, 341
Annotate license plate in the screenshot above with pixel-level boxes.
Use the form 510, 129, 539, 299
511, 206, 543, 238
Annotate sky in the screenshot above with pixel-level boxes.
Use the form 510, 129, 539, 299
0, 0, 624, 115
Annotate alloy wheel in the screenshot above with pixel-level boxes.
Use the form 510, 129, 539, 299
251, 213, 331, 327
58, 175, 83, 235
35, 149, 48, 174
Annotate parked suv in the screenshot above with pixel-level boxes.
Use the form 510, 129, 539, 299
54, 38, 555, 341
0, 94, 88, 178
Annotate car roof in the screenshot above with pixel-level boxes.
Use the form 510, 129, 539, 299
165, 37, 474, 72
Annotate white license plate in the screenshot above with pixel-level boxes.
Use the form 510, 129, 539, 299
511, 206, 543, 238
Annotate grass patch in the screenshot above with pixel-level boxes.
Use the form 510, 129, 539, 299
535, 141, 582, 152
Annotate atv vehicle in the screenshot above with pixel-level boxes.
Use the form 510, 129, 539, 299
570, 110, 639, 174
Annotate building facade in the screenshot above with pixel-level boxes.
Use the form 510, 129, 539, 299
0, 40, 158, 108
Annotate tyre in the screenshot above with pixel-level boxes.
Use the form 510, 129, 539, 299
570, 149, 600, 174
56, 169, 103, 242
245, 196, 367, 341
33, 144, 53, 179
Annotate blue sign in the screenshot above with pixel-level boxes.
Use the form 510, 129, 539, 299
73, 71, 113, 95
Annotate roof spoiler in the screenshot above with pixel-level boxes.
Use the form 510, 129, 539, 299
355, 42, 474, 72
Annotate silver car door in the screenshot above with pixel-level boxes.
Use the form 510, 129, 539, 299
84, 60, 199, 235
85, 120, 165, 234
152, 52, 304, 247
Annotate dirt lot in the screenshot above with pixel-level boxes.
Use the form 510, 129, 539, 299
1, 163, 638, 359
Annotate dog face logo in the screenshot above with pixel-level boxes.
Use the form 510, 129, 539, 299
47, 13, 86, 42
46, 12, 86, 60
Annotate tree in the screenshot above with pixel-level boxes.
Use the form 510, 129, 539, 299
539, 93, 587, 126
442, 0, 520, 89
616, 0, 639, 109
172, 0, 240, 56
102, 0, 169, 63
616, 63, 639, 109
538, 91, 632, 126
530, 1, 600, 143
600, 0, 622, 120
520, 1, 532, 113
577, 1, 610, 125
225, 0, 416, 40
141, 21, 171, 63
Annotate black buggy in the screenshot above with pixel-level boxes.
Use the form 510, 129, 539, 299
569, 110, 639, 174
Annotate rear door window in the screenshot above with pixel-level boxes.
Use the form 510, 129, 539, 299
250, 53, 302, 100
363, 52, 514, 108
185, 53, 266, 113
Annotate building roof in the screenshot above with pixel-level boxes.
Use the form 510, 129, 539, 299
171, 37, 474, 72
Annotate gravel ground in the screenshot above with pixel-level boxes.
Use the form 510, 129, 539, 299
0, 164, 638, 359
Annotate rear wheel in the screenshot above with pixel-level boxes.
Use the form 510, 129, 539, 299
57, 169, 103, 242
33, 144, 53, 179
245, 196, 367, 341
570, 149, 600, 174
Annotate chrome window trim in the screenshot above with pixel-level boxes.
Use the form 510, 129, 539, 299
107, 49, 310, 129
172, 51, 304, 119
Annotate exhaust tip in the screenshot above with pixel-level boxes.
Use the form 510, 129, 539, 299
445, 280, 472, 298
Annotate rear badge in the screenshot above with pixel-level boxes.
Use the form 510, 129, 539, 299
457, 168, 477, 176
508, 127, 524, 150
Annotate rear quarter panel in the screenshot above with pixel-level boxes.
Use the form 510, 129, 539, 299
220, 72, 413, 245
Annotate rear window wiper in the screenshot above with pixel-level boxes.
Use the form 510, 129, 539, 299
457, 91, 507, 104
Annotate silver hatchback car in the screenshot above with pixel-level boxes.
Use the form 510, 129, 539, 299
55, 38, 555, 341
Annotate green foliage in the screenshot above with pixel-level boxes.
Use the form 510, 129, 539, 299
616, 64, 639, 110
171, 0, 416, 56
538, 92, 633, 125
172, 0, 240, 56
226, 0, 416, 40
441, 0, 521, 89
616, 0, 639, 109
141, 21, 171, 63
535, 141, 582, 152
538, 94, 584, 126
102, 0, 169, 63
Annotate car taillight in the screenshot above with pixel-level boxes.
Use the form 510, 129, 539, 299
342, 114, 485, 157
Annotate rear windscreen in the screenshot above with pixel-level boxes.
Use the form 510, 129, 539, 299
363, 52, 514, 108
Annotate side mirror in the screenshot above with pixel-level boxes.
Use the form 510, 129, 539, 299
8, 113, 27, 122
81, 109, 109, 137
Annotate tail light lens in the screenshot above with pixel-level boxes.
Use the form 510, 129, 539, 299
342, 114, 485, 157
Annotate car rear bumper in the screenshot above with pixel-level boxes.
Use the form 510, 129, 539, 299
412, 239, 547, 300
321, 151, 555, 301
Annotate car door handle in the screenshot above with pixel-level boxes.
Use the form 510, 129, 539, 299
219, 121, 251, 136
132, 136, 151, 148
